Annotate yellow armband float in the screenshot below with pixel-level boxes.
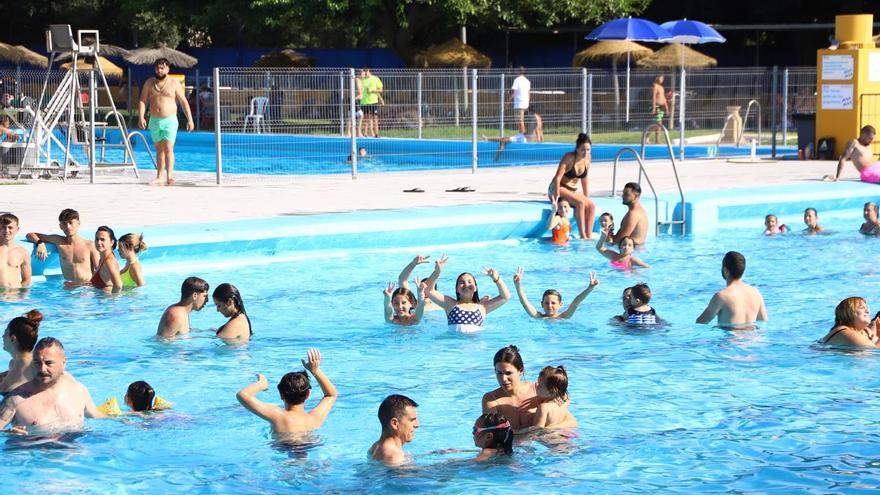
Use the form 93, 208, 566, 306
99, 397, 124, 417
152, 395, 173, 410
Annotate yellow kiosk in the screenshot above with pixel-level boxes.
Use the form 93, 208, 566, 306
816, 14, 880, 159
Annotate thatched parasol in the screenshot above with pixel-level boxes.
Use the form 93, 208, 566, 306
124, 43, 197, 68
251, 48, 315, 68
13, 45, 48, 68
573, 40, 653, 67
573, 41, 653, 119
636, 43, 717, 69
61, 56, 124, 79
412, 38, 491, 68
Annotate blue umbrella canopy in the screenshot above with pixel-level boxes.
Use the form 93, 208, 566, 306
585, 17, 672, 42
660, 19, 726, 44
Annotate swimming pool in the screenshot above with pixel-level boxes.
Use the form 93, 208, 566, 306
4, 208, 880, 493
82, 131, 792, 175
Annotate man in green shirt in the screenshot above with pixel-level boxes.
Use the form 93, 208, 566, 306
360, 68, 383, 138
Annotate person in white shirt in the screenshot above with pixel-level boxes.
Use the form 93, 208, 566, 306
509, 67, 531, 134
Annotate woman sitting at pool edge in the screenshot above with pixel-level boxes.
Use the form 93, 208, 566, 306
214, 283, 252, 342
821, 297, 879, 347
423, 254, 510, 333
548, 133, 596, 240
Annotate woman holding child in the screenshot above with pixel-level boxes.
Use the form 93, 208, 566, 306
548, 133, 596, 240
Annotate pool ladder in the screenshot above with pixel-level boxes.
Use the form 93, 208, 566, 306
610, 123, 686, 237
716, 99, 763, 148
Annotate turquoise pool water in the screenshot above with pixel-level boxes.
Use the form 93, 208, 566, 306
3, 215, 880, 493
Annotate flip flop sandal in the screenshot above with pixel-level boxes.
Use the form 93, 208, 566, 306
403, 188, 425, 193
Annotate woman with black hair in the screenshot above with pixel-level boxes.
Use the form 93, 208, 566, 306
213, 283, 252, 342
548, 133, 596, 240
423, 254, 510, 333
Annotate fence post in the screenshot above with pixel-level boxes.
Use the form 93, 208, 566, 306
782, 68, 789, 145
194, 69, 200, 130
587, 73, 593, 136
339, 71, 345, 136
771, 66, 778, 159
499, 72, 505, 137
127, 67, 133, 127
89, 66, 96, 184
581, 69, 587, 134
679, 67, 686, 161
15, 65, 21, 100
471, 68, 478, 174
213, 68, 222, 185
349, 68, 358, 179
417, 72, 423, 139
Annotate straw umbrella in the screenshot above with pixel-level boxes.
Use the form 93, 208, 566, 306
412, 38, 491, 68
573, 40, 653, 119
61, 56, 124, 79
637, 43, 717, 129
124, 43, 197, 68
13, 45, 48, 68
251, 49, 315, 68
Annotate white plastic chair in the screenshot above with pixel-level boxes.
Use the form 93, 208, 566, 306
242, 96, 269, 133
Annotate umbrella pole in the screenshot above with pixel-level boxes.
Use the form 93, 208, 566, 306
612, 58, 620, 124
625, 51, 630, 124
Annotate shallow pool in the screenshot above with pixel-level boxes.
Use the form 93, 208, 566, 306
3, 216, 880, 493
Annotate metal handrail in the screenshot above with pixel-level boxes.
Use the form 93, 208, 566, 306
738, 99, 762, 146
610, 122, 687, 237
612, 148, 662, 236
716, 113, 736, 148
127, 131, 158, 170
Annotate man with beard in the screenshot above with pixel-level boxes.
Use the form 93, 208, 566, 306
0, 337, 107, 435
157, 277, 210, 339
825, 125, 880, 184
138, 58, 194, 186
613, 182, 649, 245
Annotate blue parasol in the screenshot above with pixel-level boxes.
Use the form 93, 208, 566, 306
586, 18, 672, 123
660, 19, 726, 44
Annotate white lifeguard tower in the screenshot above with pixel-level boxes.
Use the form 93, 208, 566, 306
16, 25, 140, 182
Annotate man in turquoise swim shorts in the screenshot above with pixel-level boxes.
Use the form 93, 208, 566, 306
138, 58, 194, 186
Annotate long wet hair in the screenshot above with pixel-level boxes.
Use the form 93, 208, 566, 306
455, 272, 480, 303
213, 283, 252, 335
493, 345, 524, 373
126, 381, 156, 412
6, 309, 42, 353
477, 412, 513, 455
575, 133, 591, 151
95, 225, 117, 250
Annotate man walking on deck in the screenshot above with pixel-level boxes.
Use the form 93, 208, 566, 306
139, 58, 194, 186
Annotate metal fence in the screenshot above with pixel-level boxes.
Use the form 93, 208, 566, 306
2, 66, 818, 184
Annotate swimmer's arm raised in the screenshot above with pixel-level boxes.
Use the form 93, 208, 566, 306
696, 293, 722, 324
425, 255, 455, 311
513, 267, 540, 318
25, 233, 63, 261
595, 231, 616, 260
303, 349, 337, 427
412, 278, 427, 324
398, 255, 429, 290
482, 267, 510, 314
560, 272, 599, 319
236, 373, 282, 423
382, 282, 395, 323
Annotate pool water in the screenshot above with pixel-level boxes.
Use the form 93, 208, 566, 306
3, 217, 880, 493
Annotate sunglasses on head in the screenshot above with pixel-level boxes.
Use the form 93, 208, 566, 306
472, 421, 511, 435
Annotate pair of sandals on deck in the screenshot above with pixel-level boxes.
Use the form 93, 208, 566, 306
403, 186, 475, 193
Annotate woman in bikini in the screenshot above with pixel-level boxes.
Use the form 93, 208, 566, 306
423, 254, 510, 333
482, 345, 539, 431
548, 133, 596, 240
213, 283, 252, 342
118, 233, 147, 288
91, 226, 123, 293
821, 297, 879, 347
0, 309, 41, 396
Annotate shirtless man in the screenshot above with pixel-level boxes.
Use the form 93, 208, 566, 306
696, 251, 768, 328
0, 213, 31, 288
825, 125, 880, 184
26, 208, 96, 286
157, 277, 210, 339
0, 337, 107, 435
368, 394, 419, 466
614, 182, 649, 245
138, 58, 194, 186
650, 75, 669, 143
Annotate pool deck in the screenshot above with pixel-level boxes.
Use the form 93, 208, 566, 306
5, 157, 871, 233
